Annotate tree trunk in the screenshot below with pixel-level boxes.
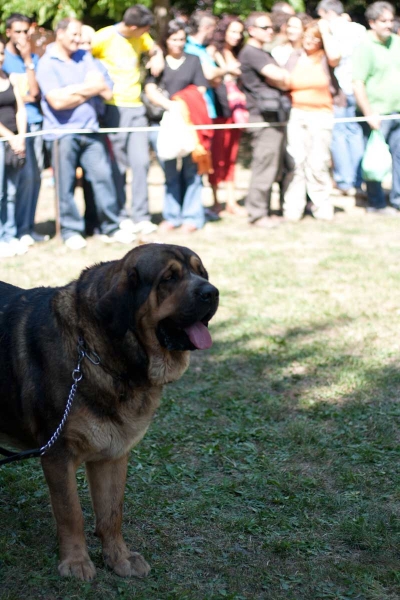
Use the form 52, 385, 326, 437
152, 0, 171, 41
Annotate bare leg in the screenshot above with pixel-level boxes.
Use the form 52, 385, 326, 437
41, 455, 96, 581
211, 183, 223, 213
225, 181, 246, 215
86, 455, 150, 578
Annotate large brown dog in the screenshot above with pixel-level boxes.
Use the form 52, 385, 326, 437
0, 243, 219, 580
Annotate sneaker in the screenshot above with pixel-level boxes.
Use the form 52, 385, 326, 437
20, 234, 36, 247
120, 220, 158, 235
99, 229, 136, 244
0, 241, 16, 258
118, 218, 136, 233
64, 234, 87, 250
8, 238, 28, 255
20, 232, 50, 247
311, 204, 334, 221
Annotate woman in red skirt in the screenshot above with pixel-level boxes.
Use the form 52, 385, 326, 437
208, 15, 247, 216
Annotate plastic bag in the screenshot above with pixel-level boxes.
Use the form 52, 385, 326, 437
361, 130, 392, 181
156, 104, 196, 161
225, 80, 249, 125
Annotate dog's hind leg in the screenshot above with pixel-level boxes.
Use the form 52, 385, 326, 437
86, 454, 151, 578
41, 455, 96, 581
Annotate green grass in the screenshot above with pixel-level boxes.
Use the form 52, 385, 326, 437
1, 200, 400, 599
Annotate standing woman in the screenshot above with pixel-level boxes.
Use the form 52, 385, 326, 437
283, 19, 342, 221
144, 19, 208, 233
208, 15, 246, 215
271, 13, 312, 66
271, 13, 312, 209
0, 37, 27, 257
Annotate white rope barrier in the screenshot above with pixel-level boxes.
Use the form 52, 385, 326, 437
2, 109, 395, 239
1, 112, 400, 142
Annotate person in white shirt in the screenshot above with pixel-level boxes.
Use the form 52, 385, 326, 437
317, 0, 366, 195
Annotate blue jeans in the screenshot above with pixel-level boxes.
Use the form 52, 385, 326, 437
331, 95, 364, 191
163, 154, 204, 229
53, 134, 120, 240
148, 124, 159, 156
361, 116, 400, 209
15, 122, 43, 237
0, 142, 21, 242
150, 126, 204, 228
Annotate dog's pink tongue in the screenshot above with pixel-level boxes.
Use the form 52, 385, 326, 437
184, 322, 212, 350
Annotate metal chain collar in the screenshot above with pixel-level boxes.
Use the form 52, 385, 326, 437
39, 337, 101, 456
0, 337, 101, 466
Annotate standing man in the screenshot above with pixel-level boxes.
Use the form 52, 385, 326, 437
92, 5, 164, 235
238, 12, 290, 228
3, 13, 48, 246
352, 1, 400, 214
271, 2, 296, 15
36, 18, 135, 250
316, 0, 366, 196
270, 1, 296, 52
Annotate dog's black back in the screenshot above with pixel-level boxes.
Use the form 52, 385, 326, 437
0, 282, 68, 449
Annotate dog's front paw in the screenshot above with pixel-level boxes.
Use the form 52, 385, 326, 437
113, 552, 151, 578
58, 557, 97, 581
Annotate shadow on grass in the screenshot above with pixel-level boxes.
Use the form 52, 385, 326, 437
204, 313, 400, 410
1, 313, 399, 599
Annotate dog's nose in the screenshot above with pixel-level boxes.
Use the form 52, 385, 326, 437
197, 283, 219, 304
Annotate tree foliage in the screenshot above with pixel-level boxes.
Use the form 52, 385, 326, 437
0, 0, 373, 32
0, 0, 149, 29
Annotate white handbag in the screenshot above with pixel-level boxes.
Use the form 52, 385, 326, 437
156, 103, 196, 161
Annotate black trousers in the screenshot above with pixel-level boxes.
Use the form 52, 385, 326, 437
246, 112, 285, 223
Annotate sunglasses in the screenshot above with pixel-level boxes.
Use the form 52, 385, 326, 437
256, 25, 274, 30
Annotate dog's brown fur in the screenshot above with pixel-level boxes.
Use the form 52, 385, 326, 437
0, 243, 219, 580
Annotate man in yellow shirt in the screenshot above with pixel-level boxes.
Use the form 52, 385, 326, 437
92, 5, 163, 234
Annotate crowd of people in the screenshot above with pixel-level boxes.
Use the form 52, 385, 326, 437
0, 0, 399, 256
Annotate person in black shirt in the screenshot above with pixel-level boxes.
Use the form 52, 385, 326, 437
144, 19, 208, 233
0, 38, 28, 257
238, 12, 290, 228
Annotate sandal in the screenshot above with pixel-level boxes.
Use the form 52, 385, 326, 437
180, 223, 198, 234
224, 203, 247, 217
158, 221, 175, 233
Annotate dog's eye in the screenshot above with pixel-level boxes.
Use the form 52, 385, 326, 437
161, 272, 175, 283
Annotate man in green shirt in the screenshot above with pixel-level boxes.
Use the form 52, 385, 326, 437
353, 1, 400, 213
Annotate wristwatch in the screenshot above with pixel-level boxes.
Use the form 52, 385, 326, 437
25, 62, 35, 71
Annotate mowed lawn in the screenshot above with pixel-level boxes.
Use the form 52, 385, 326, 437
1, 177, 400, 599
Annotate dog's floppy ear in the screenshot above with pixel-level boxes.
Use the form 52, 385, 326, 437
95, 268, 137, 338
